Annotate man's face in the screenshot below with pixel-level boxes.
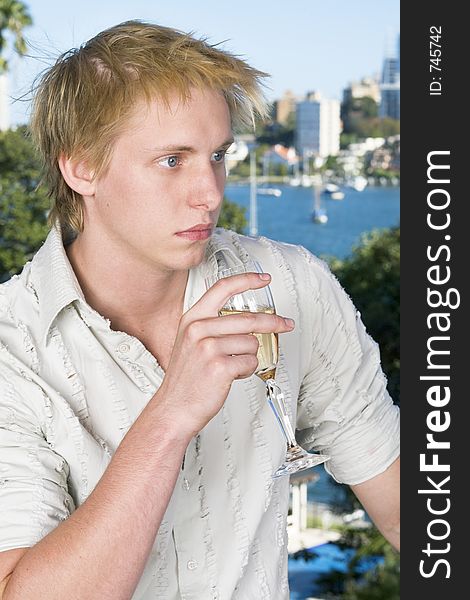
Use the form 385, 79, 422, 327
87, 87, 233, 271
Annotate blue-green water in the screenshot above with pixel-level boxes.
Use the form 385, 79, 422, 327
224, 183, 400, 259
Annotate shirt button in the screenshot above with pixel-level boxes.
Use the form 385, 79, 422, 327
182, 478, 190, 491
187, 559, 198, 571
118, 342, 131, 353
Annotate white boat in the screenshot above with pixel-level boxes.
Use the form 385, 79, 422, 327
289, 176, 301, 187
347, 175, 368, 192
257, 187, 282, 197
323, 183, 340, 194
312, 209, 328, 224
330, 191, 345, 200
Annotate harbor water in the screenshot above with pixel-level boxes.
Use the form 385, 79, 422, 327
224, 183, 400, 260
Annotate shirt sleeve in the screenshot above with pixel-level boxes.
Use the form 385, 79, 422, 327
294, 246, 400, 485
0, 361, 76, 552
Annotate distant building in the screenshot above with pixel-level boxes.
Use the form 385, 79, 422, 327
379, 34, 400, 120
295, 93, 341, 158
261, 144, 298, 176
368, 135, 400, 171
0, 74, 10, 131
274, 90, 298, 125
343, 76, 381, 105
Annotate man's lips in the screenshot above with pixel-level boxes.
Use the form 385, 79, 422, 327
175, 224, 214, 240
177, 224, 214, 233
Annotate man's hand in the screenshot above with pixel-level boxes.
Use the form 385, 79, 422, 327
155, 272, 295, 437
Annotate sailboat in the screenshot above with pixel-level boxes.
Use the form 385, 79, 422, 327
258, 151, 282, 196
323, 183, 345, 200
257, 187, 282, 197
312, 184, 328, 224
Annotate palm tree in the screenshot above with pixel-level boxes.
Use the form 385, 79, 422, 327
0, 0, 32, 73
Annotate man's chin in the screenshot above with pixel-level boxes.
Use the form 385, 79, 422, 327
171, 241, 209, 270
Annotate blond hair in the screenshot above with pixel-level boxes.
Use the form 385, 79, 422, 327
30, 20, 270, 233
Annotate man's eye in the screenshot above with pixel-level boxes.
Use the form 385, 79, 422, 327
159, 156, 180, 168
212, 151, 226, 163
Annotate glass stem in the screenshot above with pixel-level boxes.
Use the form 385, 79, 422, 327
265, 378, 297, 448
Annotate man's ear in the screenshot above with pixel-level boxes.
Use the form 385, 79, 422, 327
58, 154, 96, 197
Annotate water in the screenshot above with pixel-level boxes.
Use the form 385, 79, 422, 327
288, 542, 383, 600
224, 183, 400, 259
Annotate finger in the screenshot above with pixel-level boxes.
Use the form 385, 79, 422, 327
200, 334, 259, 358
190, 272, 272, 318
196, 312, 295, 336
226, 353, 259, 380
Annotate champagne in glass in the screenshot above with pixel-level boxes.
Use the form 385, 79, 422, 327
219, 306, 279, 381
206, 251, 329, 479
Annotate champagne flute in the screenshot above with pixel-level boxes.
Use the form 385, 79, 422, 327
205, 251, 329, 478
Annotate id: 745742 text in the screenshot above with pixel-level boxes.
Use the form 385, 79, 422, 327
429, 25, 442, 96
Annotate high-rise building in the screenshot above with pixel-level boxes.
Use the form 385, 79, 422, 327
295, 94, 341, 158
379, 34, 400, 120
274, 90, 298, 125
0, 74, 10, 131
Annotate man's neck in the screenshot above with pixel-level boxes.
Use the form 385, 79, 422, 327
65, 230, 189, 337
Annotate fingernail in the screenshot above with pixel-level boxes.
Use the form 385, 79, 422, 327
284, 318, 295, 328
259, 273, 271, 280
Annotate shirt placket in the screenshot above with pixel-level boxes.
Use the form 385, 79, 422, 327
172, 434, 211, 600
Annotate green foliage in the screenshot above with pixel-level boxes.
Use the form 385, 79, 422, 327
341, 95, 400, 140
0, 127, 50, 281
315, 526, 400, 600
217, 196, 247, 233
329, 227, 400, 403
340, 132, 359, 149
348, 116, 400, 139
341, 527, 400, 600
343, 554, 400, 600
320, 155, 346, 178
366, 167, 400, 180
0, 0, 32, 72
341, 96, 378, 132
256, 121, 295, 147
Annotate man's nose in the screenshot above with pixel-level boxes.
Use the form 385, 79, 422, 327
189, 164, 224, 211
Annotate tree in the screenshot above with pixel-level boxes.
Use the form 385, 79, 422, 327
329, 227, 400, 403
341, 527, 400, 600
0, 126, 50, 281
341, 96, 378, 134
217, 197, 248, 233
0, 0, 32, 73
341, 95, 400, 141
256, 121, 295, 147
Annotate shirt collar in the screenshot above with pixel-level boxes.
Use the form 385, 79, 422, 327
31, 222, 85, 346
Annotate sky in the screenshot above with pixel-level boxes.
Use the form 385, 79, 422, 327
5, 0, 399, 126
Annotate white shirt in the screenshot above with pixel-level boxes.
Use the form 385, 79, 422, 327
0, 224, 399, 599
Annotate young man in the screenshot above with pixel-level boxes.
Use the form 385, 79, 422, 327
0, 21, 399, 600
